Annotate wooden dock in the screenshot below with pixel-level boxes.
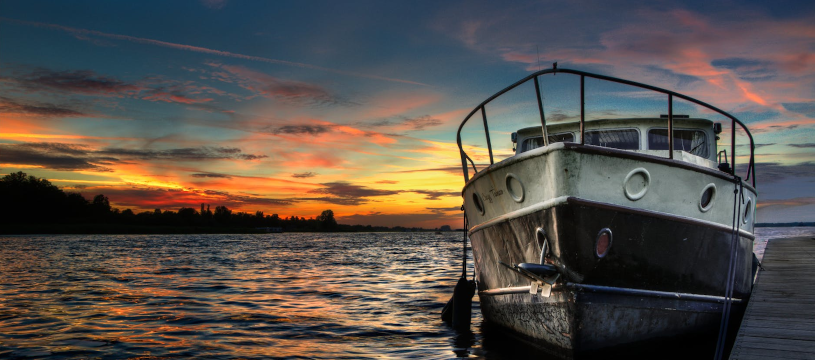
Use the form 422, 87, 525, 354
730, 237, 815, 360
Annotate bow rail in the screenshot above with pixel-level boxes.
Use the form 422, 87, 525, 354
455, 66, 756, 188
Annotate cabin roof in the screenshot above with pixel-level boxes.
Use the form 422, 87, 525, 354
516, 117, 715, 135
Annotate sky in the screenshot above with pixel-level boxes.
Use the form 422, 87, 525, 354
0, 0, 813, 228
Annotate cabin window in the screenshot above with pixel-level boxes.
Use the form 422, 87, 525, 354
584, 129, 640, 150
648, 129, 708, 158
549, 132, 575, 143
520, 133, 575, 153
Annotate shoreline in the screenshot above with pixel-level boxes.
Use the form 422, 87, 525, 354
0, 223, 462, 235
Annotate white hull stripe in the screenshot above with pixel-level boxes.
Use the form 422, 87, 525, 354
478, 283, 743, 304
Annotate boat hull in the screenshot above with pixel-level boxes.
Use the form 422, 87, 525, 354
471, 197, 753, 357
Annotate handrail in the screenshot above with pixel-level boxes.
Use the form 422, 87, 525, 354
456, 66, 756, 187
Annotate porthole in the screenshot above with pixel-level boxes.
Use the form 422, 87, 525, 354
472, 192, 485, 215
536, 227, 549, 263
743, 198, 753, 224
505, 173, 525, 203
595, 228, 613, 259
699, 183, 717, 212
623, 168, 650, 201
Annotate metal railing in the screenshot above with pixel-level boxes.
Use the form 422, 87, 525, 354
455, 66, 756, 187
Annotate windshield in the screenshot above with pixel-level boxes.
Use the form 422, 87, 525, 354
585, 129, 640, 150
648, 129, 708, 157
520, 133, 575, 153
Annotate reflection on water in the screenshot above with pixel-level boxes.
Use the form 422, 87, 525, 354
0, 228, 812, 359
0, 233, 487, 359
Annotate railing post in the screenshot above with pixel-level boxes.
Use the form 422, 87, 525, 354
731, 119, 736, 175
580, 75, 585, 145
482, 106, 494, 165
534, 76, 549, 146
751, 144, 756, 187
460, 148, 470, 182
669, 94, 674, 160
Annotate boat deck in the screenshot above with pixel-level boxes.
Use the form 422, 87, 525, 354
730, 237, 815, 359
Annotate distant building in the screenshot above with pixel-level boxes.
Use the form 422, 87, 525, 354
439, 225, 452, 231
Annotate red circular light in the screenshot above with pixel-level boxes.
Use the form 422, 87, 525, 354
595, 229, 612, 258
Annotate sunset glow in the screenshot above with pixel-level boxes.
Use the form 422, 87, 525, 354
1, 1, 814, 227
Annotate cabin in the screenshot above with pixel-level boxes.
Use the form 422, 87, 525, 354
512, 115, 723, 170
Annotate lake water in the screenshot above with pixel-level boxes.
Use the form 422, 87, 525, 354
0, 227, 813, 359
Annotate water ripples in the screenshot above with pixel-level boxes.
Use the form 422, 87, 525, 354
0, 233, 490, 359
2, 229, 809, 359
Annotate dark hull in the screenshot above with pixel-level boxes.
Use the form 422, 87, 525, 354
471, 198, 753, 357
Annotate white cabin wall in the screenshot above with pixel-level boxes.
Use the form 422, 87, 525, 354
464, 146, 756, 235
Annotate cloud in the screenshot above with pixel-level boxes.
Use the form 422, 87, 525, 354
2, 67, 228, 105
142, 88, 213, 105
0, 18, 426, 86
736, 143, 775, 149
788, 143, 815, 148
393, 166, 465, 176
546, 113, 572, 122
98, 146, 267, 161
782, 102, 815, 117
270, 124, 333, 136
711, 58, 776, 81
292, 172, 317, 178
191, 172, 232, 179
213, 64, 348, 106
310, 181, 400, 197
426, 206, 462, 215
376, 180, 398, 184
0, 142, 267, 172
307, 181, 400, 205
3, 69, 141, 96
369, 115, 444, 131
434, 4, 815, 115
90, 186, 294, 211
0, 96, 88, 118
642, 65, 702, 88
737, 162, 815, 184
0, 142, 109, 171
409, 189, 460, 200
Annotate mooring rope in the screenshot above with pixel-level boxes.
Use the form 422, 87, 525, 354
714, 176, 743, 360
461, 205, 468, 278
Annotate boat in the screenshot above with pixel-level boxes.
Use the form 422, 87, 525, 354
455, 66, 758, 357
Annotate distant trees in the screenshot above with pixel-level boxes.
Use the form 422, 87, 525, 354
317, 209, 338, 231
91, 194, 111, 217
0, 171, 94, 223
0, 171, 432, 233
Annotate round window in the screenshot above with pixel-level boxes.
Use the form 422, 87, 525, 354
743, 198, 753, 224
699, 184, 717, 212
472, 192, 485, 215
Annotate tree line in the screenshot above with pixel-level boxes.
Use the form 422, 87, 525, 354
0, 171, 430, 233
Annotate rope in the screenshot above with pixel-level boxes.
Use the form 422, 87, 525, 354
714, 176, 743, 360
462, 205, 467, 278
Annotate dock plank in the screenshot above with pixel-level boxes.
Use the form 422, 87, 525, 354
730, 237, 815, 359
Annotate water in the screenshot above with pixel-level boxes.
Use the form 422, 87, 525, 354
0, 228, 813, 359
753, 227, 815, 261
